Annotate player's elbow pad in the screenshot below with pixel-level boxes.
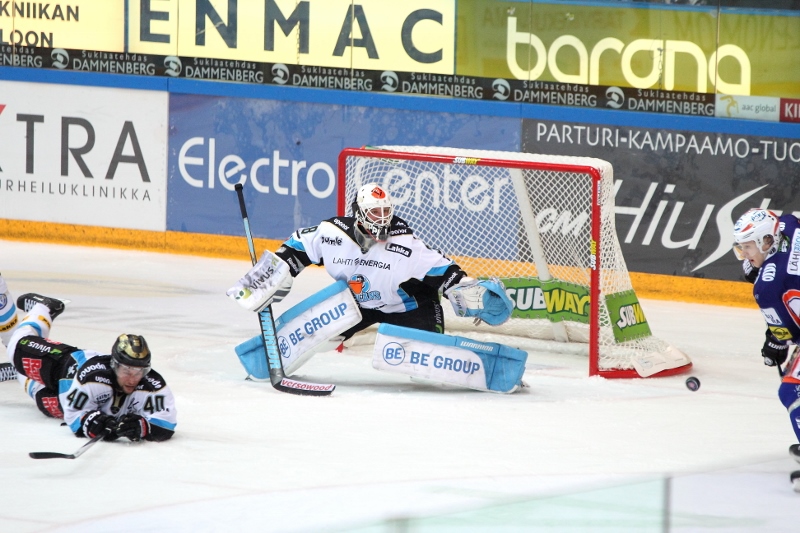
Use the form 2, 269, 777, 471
145, 425, 175, 442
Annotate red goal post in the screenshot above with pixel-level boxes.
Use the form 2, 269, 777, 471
337, 146, 691, 378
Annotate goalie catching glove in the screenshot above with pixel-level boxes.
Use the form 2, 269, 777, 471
227, 249, 293, 312
445, 277, 514, 326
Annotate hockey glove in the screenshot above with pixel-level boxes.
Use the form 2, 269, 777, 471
114, 414, 150, 442
81, 410, 119, 441
227, 249, 293, 312
445, 277, 514, 326
762, 329, 790, 367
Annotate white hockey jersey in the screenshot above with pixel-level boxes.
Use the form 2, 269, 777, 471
278, 216, 465, 314
60, 354, 177, 441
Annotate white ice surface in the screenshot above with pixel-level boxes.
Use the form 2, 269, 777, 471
0, 239, 798, 532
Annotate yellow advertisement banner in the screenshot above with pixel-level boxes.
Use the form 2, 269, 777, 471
0, 0, 123, 51
128, 0, 178, 56
455, 1, 800, 98
128, 0, 455, 74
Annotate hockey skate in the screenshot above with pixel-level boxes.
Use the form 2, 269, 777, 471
16, 293, 66, 320
790, 444, 800, 465
0, 362, 17, 382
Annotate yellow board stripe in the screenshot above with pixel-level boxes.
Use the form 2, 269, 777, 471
0, 218, 757, 308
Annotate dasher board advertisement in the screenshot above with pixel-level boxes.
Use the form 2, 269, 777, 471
0, 80, 168, 231
455, 0, 800, 99
0, 0, 123, 51
128, 0, 456, 74
521, 117, 800, 282
167, 92, 518, 239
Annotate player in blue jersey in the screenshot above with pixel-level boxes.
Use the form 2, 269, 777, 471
733, 208, 800, 465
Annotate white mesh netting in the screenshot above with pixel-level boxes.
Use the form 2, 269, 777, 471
340, 146, 690, 376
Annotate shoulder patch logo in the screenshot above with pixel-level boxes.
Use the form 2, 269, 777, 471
385, 242, 412, 257
322, 236, 342, 246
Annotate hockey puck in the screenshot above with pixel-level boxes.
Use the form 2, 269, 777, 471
685, 376, 701, 391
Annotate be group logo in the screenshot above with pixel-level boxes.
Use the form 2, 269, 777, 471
382, 342, 405, 365
278, 336, 292, 358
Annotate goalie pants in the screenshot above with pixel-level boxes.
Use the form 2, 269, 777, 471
341, 299, 444, 340
12, 335, 81, 419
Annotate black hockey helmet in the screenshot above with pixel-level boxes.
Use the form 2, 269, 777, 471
111, 334, 151, 369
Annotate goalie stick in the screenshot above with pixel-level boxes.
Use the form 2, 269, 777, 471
29, 431, 105, 460
234, 184, 335, 396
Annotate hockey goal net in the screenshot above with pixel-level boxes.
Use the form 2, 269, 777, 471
337, 146, 691, 378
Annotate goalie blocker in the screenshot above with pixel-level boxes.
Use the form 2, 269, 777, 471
374, 324, 527, 393
236, 281, 361, 379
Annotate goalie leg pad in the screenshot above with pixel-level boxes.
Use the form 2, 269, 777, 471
235, 281, 362, 378
373, 324, 528, 393
446, 278, 514, 326
235, 335, 270, 380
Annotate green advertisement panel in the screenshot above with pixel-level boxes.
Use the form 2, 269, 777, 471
455, 1, 800, 98
502, 277, 590, 323
503, 278, 652, 343
605, 290, 653, 343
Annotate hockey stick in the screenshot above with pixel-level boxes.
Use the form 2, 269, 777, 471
777, 345, 799, 379
234, 183, 335, 396
29, 431, 105, 460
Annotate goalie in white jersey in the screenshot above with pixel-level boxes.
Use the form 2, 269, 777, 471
228, 183, 513, 338
1, 281, 176, 442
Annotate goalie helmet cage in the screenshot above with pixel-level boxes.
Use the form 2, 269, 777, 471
337, 146, 692, 379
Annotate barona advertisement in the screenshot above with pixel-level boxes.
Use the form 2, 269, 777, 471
521, 118, 800, 282
455, 0, 800, 98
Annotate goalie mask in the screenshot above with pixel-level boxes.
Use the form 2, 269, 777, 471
732, 208, 781, 264
352, 183, 393, 242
